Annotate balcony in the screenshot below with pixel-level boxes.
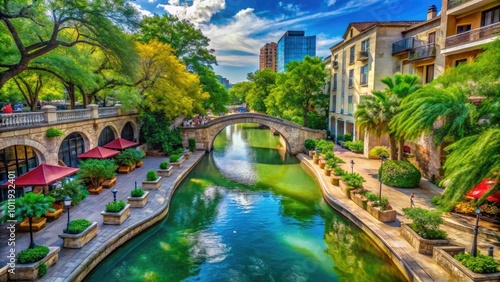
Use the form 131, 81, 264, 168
392, 37, 427, 54
333, 61, 339, 68
408, 44, 436, 62
360, 73, 368, 86
447, 0, 498, 15
448, 0, 473, 9
445, 22, 500, 50
357, 50, 369, 61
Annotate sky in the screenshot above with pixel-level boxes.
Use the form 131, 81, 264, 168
131, 0, 442, 83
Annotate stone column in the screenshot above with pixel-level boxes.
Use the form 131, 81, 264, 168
115, 104, 122, 115
87, 104, 99, 119
42, 105, 57, 124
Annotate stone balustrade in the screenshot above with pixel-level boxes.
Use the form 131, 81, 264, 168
56, 109, 92, 122
0, 111, 45, 127
98, 106, 119, 117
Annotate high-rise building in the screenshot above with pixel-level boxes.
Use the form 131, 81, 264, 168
259, 42, 277, 71
277, 31, 316, 72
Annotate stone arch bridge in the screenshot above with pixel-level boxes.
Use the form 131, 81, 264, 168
181, 113, 326, 155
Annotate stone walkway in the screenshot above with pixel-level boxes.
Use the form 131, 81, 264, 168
0, 152, 205, 282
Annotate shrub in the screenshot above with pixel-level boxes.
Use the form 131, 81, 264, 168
372, 197, 392, 211
64, 219, 91, 234
304, 139, 318, 150
49, 178, 89, 205
341, 173, 366, 188
146, 170, 158, 181
379, 160, 421, 188
77, 159, 117, 188
343, 133, 353, 142
343, 140, 364, 153
369, 146, 390, 158
365, 191, 379, 202
188, 138, 196, 152
45, 128, 64, 138
326, 156, 345, 169
18, 245, 50, 264
131, 188, 145, 197
333, 167, 347, 176
322, 151, 335, 161
316, 139, 334, 153
454, 252, 499, 274
174, 147, 184, 155
123, 148, 144, 164
337, 134, 344, 142
169, 154, 181, 163
402, 207, 447, 239
159, 161, 169, 170
38, 262, 47, 277
105, 200, 126, 213
115, 150, 135, 166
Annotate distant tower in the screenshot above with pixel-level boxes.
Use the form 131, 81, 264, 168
259, 42, 277, 71
277, 31, 316, 72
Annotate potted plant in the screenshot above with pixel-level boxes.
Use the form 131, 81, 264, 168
304, 139, 317, 157
169, 153, 184, 169
101, 200, 130, 225
115, 150, 136, 173
339, 172, 365, 198
142, 170, 162, 190
77, 159, 116, 194
367, 194, 397, 223
100, 159, 118, 188
331, 167, 346, 186
45, 128, 64, 138
9, 245, 60, 281
401, 207, 449, 254
58, 219, 98, 248
324, 155, 344, 176
127, 188, 149, 208
125, 148, 145, 168
157, 160, 173, 177
48, 178, 88, 208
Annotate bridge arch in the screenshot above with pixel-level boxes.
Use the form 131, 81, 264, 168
181, 113, 326, 155
0, 138, 47, 165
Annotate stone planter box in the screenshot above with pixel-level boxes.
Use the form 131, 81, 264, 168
102, 176, 116, 188
319, 160, 326, 169
367, 204, 397, 223
118, 165, 132, 174
170, 157, 185, 169
433, 246, 500, 282
157, 166, 173, 177
330, 175, 341, 186
101, 204, 131, 225
136, 160, 143, 168
401, 223, 449, 255
338, 180, 356, 198
20, 217, 47, 232
350, 191, 368, 210
184, 151, 193, 159
9, 246, 60, 281
142, 177, 162, 190
58, 222, 98, 248
127, 191, 149, 208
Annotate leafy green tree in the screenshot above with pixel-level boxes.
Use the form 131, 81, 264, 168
245, 69, 276, 113
140, 111, 182, 154
197, 66, 229, 114
228, 81, 254, 104
2, 193, 54, 248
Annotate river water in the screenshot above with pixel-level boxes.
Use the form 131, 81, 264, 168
84, 123, 405, 282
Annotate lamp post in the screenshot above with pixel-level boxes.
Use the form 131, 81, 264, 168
471, 208, 481, 257
112, 188, 117, 202
135, 181, 137, 189
64, 196, 72, 231
378, 156, 387, 203
350, 160, 355, 173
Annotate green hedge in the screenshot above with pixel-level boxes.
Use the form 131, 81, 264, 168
369, 146, 389, 158
340, 172, 366, 188
402, 207, 446, 239
304, 139, 317, 150
343, 140, 364, 153
130, 188, 144, 197
379, 160, 421, 188
18, 245, 50, 264
105, 200, 126, 213
454, 253, 499, 274
170, 154, 181, 163
188, 138, 196, 152
64, 219, 91, 234
146, 170, 158, 181
159, 161, 169, 169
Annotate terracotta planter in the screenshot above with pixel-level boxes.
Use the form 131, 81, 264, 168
433, 246, 500, 282
59, 222, 98, 248
350, 190, 368, 210
319, 160, 326, 169
102, 176, 116, 188
157, 166, 173, 177
20, 217, 47, 232
308, 150, 315, 158
170, 157, 185, 169
142, 177, 162, 190
136, 160, 143, 168
87, 184, 103, 195
9, 247, 60, 281
367, 204, 397, 223
45, 203, 63, 220
313, 155, 320, 164
330, 174, 341, 186
324, 168, 332, 176
118, 165, 132, 174
400, 223, 449, 255
127, 191, 149, 208
101, 204, 131, 225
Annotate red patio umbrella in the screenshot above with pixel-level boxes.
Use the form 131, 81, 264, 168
1, 164, 79, 188
103, 138, 139, 150
466, 179, 500, 203
77, 146, 120, 159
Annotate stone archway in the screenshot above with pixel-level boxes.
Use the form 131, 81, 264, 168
0, 137, 48, 164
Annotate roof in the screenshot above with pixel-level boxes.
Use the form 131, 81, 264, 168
103, 138, 139, 150
77, 146, 120, 159
403, 15, 441, 34
1, 164, 79, 187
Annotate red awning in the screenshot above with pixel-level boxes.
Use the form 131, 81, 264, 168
103, 138, 139, 150
77, 146, 120, 159
466, 179, 500, 203
1, 164, 79, 188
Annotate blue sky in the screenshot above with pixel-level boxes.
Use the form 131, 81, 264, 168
131, 0, 442, 83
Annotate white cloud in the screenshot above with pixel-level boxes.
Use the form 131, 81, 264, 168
148, 0, 156, 3
130, 3, 153, 18
327, 0, 337, 6
316, 33, 342, 57
157, 0, 225, 25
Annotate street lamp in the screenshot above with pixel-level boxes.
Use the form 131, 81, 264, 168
471, 208, 481, 257
350, 160, 355, 173
112, 188, 117, 202
64, 196, 72, 231
378, 156, 387, 203
135, 181, 137, 189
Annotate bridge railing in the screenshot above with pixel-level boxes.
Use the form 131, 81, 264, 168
0, 112, 45, 128
56, 109, 92, 122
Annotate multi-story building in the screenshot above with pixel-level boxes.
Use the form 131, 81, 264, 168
277, 31, 316, 72
328, 21, 421, 145
217, 75, 232, 89
259, 42, 277, 71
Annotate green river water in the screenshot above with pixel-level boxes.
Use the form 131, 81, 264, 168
84, 123, 406, 282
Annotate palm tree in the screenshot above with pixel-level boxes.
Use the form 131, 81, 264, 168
2, 193, 54, 248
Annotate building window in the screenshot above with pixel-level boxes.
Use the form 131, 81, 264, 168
361, 39, 370, 51
0, 145, 39, 200
349, 46, 355, 64
348, 69, 354, 87
455, 59, 467, 67
59, 132, 84, 168
457, 24, 471, 34
360, 65, 368, 85
333, 73, 338, 90
350, 29, 353, 38
482, 6, 500, 26
428, 32, 436, 44
332, 95, 337, 112
347, 96, 354, 114
425, 64, 434, 84
121, 122, 135, 141
98, 126, 115, 147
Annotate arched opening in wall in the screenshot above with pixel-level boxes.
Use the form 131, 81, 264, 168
98, 126, 115, 146
59, 132, 85, 168
121, 122, 135, 142
0, 145, 40, 201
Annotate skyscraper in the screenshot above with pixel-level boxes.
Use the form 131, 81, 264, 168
259, 42, 277, 71
277, 31, 316, 72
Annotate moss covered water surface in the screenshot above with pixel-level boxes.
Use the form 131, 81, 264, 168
84, 124, 406, 282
